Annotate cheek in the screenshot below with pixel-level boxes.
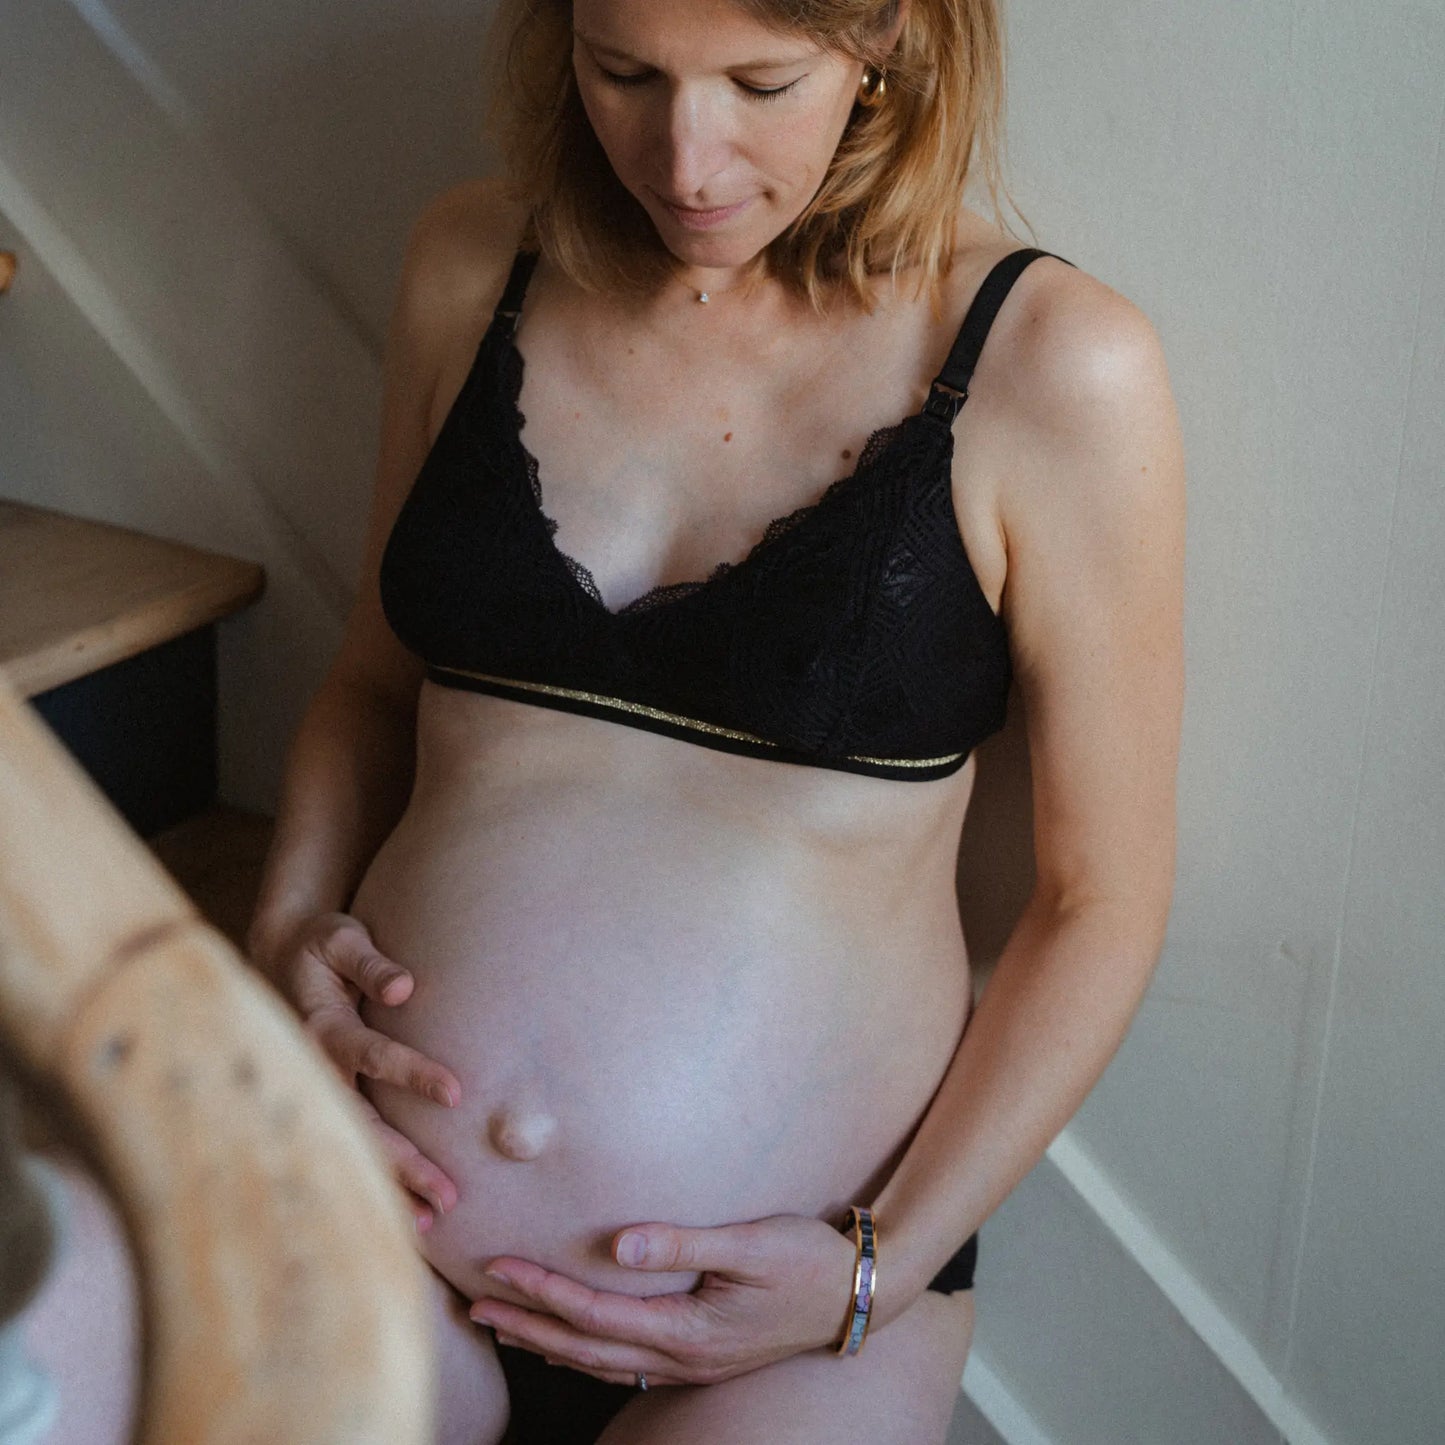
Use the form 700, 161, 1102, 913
576, 79, 639, 161
577, 85, 618, 157
766, 103, 853, 187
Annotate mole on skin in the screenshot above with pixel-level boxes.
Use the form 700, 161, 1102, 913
487, 1106, 559, 1161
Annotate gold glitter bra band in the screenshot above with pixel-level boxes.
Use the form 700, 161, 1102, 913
425, 664, 971, 780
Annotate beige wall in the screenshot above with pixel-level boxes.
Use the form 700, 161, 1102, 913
2, 2, 1442, 1440
970, 1, 1444, 1440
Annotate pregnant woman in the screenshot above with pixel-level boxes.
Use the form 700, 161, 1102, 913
248, 0, 1185, 1440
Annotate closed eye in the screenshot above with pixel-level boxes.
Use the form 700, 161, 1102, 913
598, 68, 803, 102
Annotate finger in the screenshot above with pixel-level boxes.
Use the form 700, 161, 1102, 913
611, 1222, 768, 1281
288, 948, 361, 1018
366, 1115, 460, 1215
548, 1357, 678, 1388
308, 1003, 462, 1104
324, 930, 415, 1006
474, 1302, 684, 1381
475, 1264, 697, 1357
493, 1334, 678, 1389
345, 1090, 460, 1216
572, 1368, 643, 1386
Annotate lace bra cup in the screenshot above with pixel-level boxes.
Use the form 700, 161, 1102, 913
379, 246, 1073, 780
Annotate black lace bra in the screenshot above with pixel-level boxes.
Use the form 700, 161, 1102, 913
380, 245, 1070, 780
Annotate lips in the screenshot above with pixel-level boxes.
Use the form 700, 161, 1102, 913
654, 194, 751, 230
660, 198, 739, 213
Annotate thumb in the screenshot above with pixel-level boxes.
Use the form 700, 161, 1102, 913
613, 1221, 768, 1278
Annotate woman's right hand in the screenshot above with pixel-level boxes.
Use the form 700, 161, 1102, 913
255, 910, 462, 1232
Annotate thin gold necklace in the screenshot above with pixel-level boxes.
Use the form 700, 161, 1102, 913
682, 268, 763, 306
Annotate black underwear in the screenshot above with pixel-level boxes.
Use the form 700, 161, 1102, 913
494, 1232, 977, 1445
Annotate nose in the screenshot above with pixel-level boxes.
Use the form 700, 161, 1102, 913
654, 85, 733, 202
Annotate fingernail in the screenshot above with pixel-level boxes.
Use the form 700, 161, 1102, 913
617, 1232, 646, 1266
416, 1213, 432, 1234
429, 1083, 455, 1107
484, 1267, 513, 1286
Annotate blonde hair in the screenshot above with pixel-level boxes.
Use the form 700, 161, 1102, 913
483, 0, 1025, 313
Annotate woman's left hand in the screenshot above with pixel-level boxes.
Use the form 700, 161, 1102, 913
468, 1213, 863, 1387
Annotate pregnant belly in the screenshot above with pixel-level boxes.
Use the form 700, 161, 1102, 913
350, 781, 969, 1304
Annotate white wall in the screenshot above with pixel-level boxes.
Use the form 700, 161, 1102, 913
0, 0, 493, 808
959, 2, 1445, 1441
2, 2, 1442, 1442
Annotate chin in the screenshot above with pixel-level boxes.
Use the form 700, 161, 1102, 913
651, 219, 771, 267
637, 198, 772, 257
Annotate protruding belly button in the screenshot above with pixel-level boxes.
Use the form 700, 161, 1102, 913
487, 1107, 558, 1161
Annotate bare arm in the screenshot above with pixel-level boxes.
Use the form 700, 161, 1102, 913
871, 270, 1186, 1311
246, 178, 507, 980
243, 180, 521, 1220
245, 681, 418, 977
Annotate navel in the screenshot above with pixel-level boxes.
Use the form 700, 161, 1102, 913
486, 1105, 559, 1161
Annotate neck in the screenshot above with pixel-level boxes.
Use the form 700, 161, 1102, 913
667, 253, 769, 304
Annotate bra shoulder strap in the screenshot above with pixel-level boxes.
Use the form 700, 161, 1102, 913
922, 248, 1076, 424
491, 249, 540, 332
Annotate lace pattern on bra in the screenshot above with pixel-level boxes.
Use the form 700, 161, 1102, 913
377, 291, 1012, 779
497, 330, 922, 618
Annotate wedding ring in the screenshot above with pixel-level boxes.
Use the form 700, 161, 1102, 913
637, 1372, 649, 1391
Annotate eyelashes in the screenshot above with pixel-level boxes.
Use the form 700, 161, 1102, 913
598, 69, 803, 103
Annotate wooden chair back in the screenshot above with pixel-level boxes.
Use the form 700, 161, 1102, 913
0, 671, 434, 1444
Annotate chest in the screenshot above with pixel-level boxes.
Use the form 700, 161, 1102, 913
477, 297, 1002, 616
384, 305, 1013, 779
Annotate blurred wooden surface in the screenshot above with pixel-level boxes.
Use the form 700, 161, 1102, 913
0, 671, 433, 1444
0, 499, 264, 698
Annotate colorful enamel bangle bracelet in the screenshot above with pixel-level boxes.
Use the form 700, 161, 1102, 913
834, 1205, 877, 1356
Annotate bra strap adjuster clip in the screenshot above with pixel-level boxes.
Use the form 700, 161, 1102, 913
923, 382, 968, 423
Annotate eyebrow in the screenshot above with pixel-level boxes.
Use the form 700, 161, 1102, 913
574, 32, 814, 71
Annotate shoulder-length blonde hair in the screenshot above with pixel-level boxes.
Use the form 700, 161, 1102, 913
483, 0, 1021, 312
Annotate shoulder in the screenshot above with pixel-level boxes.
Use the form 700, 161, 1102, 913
956, 254, 1184, 914
964, 250, 1184, 549
975, 251, 1174, 451
391, 176, 531, 348
384, 177, 532, 425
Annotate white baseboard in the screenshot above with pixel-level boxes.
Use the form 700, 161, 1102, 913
1042, 1130, 1330, 1445
963, 1351, 1055, 1445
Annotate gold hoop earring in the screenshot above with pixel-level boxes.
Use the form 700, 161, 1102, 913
856, 67, 888, 108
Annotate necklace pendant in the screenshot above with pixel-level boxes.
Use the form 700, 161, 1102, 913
697, 291, 710, 304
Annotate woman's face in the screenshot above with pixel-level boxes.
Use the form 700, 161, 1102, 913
571, 0, 867, 271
